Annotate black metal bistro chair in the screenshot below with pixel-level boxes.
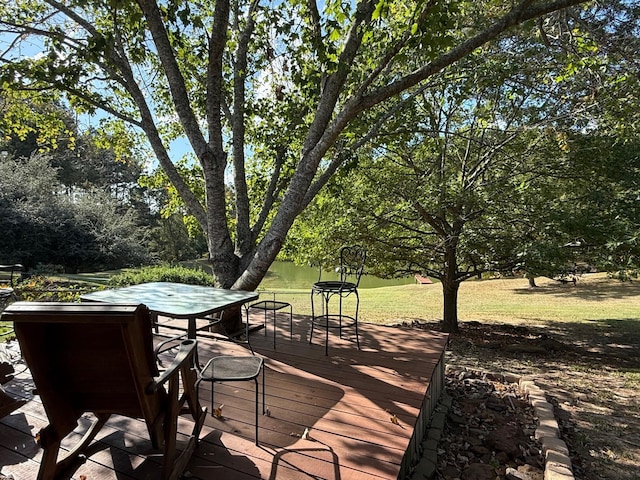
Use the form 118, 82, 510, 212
195, 303, 266, 445
0, 264, 23, 311
249, 293, 293, 349
310, 246, 366, 355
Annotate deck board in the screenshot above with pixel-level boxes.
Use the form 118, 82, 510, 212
0, 313, 447, 480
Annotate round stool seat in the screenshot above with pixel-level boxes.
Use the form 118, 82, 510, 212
312, 281, 357, 293
198, 355, 265, 445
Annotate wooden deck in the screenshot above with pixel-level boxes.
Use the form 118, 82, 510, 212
0, 312, 448, 480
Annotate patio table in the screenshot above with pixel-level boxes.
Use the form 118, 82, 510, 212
81, 282, 259, 340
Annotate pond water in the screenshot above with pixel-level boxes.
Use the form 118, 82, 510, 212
259, 261, 415, 290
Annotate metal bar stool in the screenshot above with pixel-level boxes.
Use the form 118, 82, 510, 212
310, 246, 366, 355
249, 295, 292, 349
197, 355, 265, 444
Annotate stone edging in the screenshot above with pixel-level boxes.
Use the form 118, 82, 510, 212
520, 376, 575, 480
410, 373, 575, 480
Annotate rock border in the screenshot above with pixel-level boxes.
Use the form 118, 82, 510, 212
410, 372, 575, 480
520, 376, 575, 480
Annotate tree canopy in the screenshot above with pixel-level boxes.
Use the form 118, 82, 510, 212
1, 0, 601, 294
285, 3, 640, 332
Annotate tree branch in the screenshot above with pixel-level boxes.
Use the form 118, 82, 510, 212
137, 0, 209, 158
232, 0, 260, 256
342, 0, 591, 120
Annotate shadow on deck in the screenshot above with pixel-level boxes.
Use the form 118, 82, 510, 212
0, 312, 448, 480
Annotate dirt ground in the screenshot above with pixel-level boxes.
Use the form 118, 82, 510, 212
415, 318, 640, 480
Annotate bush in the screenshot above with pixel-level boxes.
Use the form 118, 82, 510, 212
16, 276, 91, 302
108, 265, 215, 287
0, 153, 152, 272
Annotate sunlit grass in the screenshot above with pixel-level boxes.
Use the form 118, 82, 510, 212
0, 322, 13, 340
262, 273, 640, 327
621, 370, 640, 389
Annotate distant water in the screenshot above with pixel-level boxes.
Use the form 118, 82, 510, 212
259, 261, 414, 290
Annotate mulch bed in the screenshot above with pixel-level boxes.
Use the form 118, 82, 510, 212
404, 319, 640, 480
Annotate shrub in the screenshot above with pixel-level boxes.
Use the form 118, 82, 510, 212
108, 265, 215, 287
0, 154, 152, 273
17, 276, 90, 302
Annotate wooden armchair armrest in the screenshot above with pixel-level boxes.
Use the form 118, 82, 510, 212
154, 332, 188, 361
148, 339, 197, 393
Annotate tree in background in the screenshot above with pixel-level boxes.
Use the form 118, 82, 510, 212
0, 95, 156, 273
0, 151, 152, 272
1, 97, 146, 190
0, 0, 598, 301
0, 96, 209, 268
288, 13, 640, 332
147, 213, 208, 264
558, 135, 640, 277
307, 95, 564, 332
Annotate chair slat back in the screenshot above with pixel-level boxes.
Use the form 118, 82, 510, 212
339, 246, 367, 286
3, 302, 163, 438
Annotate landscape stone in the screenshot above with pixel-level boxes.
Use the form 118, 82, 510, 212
421, 438, 439, 453
413, 457, 437, 479
461, 462, 496, 480
544, 462, 574, 480
535, 424, 559, 441
426, 427, 442, 441
506, 464, 544, 480
431, 411, 446, 430
542, 437, 570, 456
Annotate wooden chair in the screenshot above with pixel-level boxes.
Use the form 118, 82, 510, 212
3, 302, 207, 480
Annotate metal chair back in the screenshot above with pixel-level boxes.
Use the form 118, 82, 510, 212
338, 246, 367, 287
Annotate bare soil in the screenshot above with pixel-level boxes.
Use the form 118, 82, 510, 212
413, 318, 640, 480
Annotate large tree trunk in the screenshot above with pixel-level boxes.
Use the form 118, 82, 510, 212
441, 279, 460, 334
441, 241, 460, 334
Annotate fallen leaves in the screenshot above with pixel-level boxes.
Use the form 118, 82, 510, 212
290, 427, 313, 441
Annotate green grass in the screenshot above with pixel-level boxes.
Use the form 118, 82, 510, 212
0, 322, 13, 340
621, 370, 640, 389
261, 272, 640, 327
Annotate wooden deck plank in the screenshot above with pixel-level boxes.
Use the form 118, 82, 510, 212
198, 363, 420, 438
0, 395, 193, 479
0, 315, 448, 480
204, 388, 418, 443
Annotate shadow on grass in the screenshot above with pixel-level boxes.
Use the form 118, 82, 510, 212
512, 277, 640, 301
423, 317, 640, 372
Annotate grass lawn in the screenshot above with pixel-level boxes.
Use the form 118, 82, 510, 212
3, 271, 639, 340
259, 272, 640, 328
